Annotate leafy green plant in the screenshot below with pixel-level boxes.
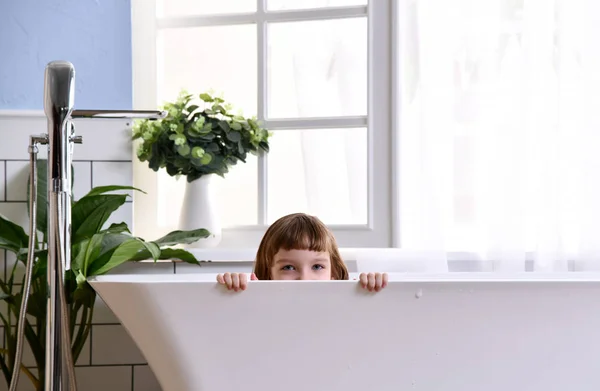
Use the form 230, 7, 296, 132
132, 90, 272, 182
0, 159, 209, 390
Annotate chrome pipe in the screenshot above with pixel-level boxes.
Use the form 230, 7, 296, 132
9, 60, 167, 391
72, 109, 167, 119
44, 60, 78, 391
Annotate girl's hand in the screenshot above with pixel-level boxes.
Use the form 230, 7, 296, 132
357, 272, 388, 292
216, 272, 258, 291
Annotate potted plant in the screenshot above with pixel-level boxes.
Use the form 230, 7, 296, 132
0, 159, 208, 390
132, 91, 271, 247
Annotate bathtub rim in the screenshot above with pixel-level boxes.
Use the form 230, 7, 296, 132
88, 271, 600, 284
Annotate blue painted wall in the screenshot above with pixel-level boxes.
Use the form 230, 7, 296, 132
0, 0, 132, 110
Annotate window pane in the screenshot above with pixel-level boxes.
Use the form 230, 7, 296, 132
267, 0, 367, 11
158, 25, 257, 117
215, 155, 259, 227
157, 24, 259, 227
267, 128, 367, 225
267, 18, 367, 118
157, 0, 255, 17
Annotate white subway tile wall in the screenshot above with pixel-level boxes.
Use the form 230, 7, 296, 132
0, 114, 163, 391
72, 161, 93, 200
92, 325, 147, 365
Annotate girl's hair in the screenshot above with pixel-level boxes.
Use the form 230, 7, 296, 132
253, 213, 349, 280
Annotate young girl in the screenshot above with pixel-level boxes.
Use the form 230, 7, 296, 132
217, 212, 388, 292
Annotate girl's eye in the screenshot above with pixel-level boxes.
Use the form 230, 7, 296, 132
281, 265, 295, 271
312, 264, 325, 270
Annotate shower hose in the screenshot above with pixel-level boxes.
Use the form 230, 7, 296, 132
9, 135, 78, 391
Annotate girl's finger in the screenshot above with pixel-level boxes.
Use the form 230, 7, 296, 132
375, 273, 383, 292
239, 273, 248, 290
250, 272, 258, 281
382, 273, 389, 288
359, 273, 368, 289
216, 274, 225, 284
231, 273, 240, 291
223, 273, 233, 289
367, 273, 376, 291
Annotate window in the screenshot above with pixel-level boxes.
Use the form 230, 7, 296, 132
131, 0, 392, 248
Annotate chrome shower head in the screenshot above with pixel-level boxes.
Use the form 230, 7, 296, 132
44, 60, 75, 124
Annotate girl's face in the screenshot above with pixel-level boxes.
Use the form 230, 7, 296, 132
270, 249, 332, 280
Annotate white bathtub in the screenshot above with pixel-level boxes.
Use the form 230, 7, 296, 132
88, 272, 600, 391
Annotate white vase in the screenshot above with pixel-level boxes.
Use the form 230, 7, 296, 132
179, 174, 222, 248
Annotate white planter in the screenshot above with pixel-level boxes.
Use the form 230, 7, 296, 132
179, 174, 222, 248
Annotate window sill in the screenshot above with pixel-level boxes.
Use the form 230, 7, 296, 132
143, 247, 399, 263
137, 249, 586, 274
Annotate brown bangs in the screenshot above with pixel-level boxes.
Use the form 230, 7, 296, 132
273, 214, 332, 253
253, 213, 349, 281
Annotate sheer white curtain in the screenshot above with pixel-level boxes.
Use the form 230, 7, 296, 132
397, 0, 600, 271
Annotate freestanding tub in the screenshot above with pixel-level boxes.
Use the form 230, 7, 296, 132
88, 272, 600, 391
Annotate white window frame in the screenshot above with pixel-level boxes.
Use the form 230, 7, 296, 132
131, 0, 393, 248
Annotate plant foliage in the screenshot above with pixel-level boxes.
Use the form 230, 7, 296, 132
0, 159, 209, 390
132, 91, 272, 182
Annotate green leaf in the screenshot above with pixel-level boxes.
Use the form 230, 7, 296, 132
71, 195, 128, 242
84, 185, 146, 197
85, 233, 133, 275
159, 248, 200, 264
200, 153, 212, 165
140, 241, 161, 262
212, 104, 225, 113
31, 252, 47, 281
73, 281, 96, 306
0, 350, 12, 387
230, 121, 242, 131
92, 238, 147, 275
177, 144, 191, 156
23, 321, 44, 372
169, 133, 187, 145
99, 233, 133, 254
191, 146, 205, 159
199, 93, 214, 102
205, 143, 219, 152
101, 222, 131, 235
126, 247, 200, 264
23, 285, 46, 320
226, 131, 241, 142
0, 214, 29, 254
72, 233, 105, 276
199, 133, 215, 141
75, 271, 87, 287
153, 228, 211, 246
186, 104, 199, 113
218, 121, 230, 132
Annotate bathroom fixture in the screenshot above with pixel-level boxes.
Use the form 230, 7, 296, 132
71, 109, 167, 119
90, 271, 600, 391
9, 61, 166, 391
